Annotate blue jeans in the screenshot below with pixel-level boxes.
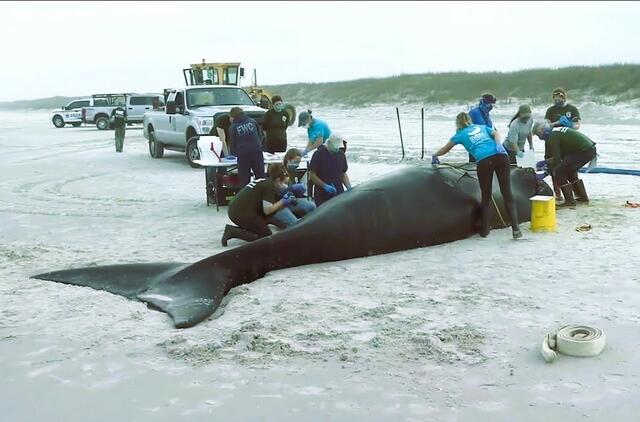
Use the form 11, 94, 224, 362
272, 199, 316, 227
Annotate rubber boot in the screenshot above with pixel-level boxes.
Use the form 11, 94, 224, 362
557, 184, 577, 208
221, 224, 259, 246
572, 179, 589, 203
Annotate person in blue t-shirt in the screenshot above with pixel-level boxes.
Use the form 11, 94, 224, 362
298, 110, 332, 155
229, 107, 266, 187
431, 112, 522, 239
308, 133, 351, 207
467, 93, 497, 163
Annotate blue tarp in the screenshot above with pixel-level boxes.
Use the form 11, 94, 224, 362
579, 167, 640, 176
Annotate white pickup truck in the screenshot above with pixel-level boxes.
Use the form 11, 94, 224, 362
143, 85, 266, 167
51, 98, 92, 128
83, 93, 164, 130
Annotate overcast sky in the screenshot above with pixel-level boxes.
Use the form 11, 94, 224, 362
1, 1, 639, 102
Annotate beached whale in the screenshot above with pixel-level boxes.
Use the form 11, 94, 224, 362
32, 164, 552, 328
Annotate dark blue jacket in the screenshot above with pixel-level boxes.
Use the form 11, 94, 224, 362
229, 114, 263, 156
469, 102, 494, 129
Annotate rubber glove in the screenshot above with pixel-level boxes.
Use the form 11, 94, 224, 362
536, 172, 548, 181
302, 148, 310, 156
516, 150, 524, 158
536, 160, 548, 171
431, 155, 440, 165
224, 155, 237, 161
290, 183, 306, 197
323, 183, 337, 195
559, 116, 574, 128
281, 194, 297, 206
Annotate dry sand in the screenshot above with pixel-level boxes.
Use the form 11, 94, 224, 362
1, 111, 639, 421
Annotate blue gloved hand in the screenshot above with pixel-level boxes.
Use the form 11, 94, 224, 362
290, 183, 306, 197
431, 155, 440, 165
559, 116, 574, 128
323, 183, 337, 195
302, 148, 310, 156
224, 155, 237, 161
516, 150, 524, 158
536, 160, 548, 171
281, 193, 297, 206
535, 172, 548, 182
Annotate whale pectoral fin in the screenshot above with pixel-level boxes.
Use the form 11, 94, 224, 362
31, 263, 188, 299
137, 267, 229, 329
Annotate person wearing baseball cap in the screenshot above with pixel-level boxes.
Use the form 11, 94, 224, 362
503, 104, 534, 164
467, 92, 497, 162
297, 109, 332, 155
545, 87, 581, 130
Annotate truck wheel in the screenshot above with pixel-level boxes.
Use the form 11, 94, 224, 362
186, 137, 201, 168
52, 115, 65, 128
71, 122, 82, 127
96, 116, 109, 130
148, 130, 164, 158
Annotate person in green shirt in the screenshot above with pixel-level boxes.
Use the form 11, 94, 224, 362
111, 106, 127, 152
262, 95, 291, 153
221, 163, 296, 246
532, 122, 597, 207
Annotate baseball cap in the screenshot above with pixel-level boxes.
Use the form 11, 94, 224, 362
518, 104, 532, 117
297, 110, 311, 127
481, 93, 497, 104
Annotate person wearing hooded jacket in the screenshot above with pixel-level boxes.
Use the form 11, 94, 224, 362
468, 93, 497, 162
228, 107, 266, 187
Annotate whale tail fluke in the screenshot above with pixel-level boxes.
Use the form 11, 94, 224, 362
32, 263, 187, 299
32, 262, 229, 329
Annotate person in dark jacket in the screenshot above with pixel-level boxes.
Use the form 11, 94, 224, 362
308, 133, 351, 207
532, 122, 597, 207
262, 95, 291, 153
229, 107, 265, 187
111, 106, 127, 152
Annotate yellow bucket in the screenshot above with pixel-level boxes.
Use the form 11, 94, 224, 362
530, 195, 557, 232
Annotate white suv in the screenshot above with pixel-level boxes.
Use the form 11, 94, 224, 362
51, 99, 91, 128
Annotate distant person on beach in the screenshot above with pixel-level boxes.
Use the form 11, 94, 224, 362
110, 106, 127, 152
262, 95, 291, 153
221, 164, 295, 246
308, 134, 351, 207
532, 122, 596, 208
544, 88, 582, 200
229, 107, 265, 187
503, 104, 534, 164
468, 93, 497, 162
298, 110, 332, 155
431, 112, 522, 239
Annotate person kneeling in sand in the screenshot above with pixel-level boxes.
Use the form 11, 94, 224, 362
221, 164, 296, 246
